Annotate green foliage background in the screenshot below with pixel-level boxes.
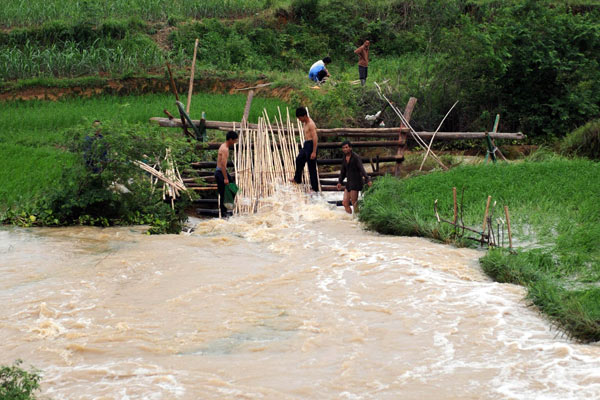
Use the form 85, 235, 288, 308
1, 0, 599, 139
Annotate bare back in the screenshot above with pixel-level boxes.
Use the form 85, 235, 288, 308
217, 142, 229, 172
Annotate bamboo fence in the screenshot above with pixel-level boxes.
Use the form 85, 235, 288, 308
233, 108, 311, 215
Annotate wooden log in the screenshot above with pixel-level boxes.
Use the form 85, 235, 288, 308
196, 208, 220, 216
192, 198, 218, 205
321, 186, 344, 192
192, 156, 402, 170
197, 140, 407, 150
190, 186, 218, 191
318, 171, 384, 179
150, 118, 525, 140
182, 169, 217, 176
190, 161, 232, 169
396, 97, 417, 176
317, 156, 403, 165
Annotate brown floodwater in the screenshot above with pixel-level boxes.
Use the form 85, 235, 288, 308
1, 193, 599, 399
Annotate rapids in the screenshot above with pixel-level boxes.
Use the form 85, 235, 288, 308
1, 193, 599, 399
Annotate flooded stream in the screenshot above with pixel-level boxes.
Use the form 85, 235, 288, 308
1, 194, 599, 399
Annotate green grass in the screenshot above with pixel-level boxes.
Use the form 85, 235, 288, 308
359, 158, 600, 341
0, 93, 289, 210
0, 0, 282, 28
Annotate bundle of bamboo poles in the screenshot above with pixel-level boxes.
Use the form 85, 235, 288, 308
135, 148, 187, 209
233, 108, 311, 215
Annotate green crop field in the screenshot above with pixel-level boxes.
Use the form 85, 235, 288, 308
0, 93, 289, 210
0, 0, 286, 27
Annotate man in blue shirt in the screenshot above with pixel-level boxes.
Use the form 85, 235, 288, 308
308, 56, 332, 83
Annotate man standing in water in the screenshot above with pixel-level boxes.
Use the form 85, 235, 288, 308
291, 107, 320, 192
337, 141, 372, 214
215, 130, 238, 217
354, 40, 370, 86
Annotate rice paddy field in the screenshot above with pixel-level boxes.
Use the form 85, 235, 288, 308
0, 93, 289, 211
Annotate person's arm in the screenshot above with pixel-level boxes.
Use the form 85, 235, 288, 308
357, 157, 372, 186
310, 125, 318, 160
354, 44, 364, 54
337, 160, 347, 190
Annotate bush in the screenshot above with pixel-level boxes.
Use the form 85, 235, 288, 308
0, 360, 41, 400
560, 119, 600, 160
2, 122, 196, 234
291, 0, 319, 22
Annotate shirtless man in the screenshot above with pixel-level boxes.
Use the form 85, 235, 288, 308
291, 107, 319, 192
337, 141, 372, 214
215, 130, 238, 216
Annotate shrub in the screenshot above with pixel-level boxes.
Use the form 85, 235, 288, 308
3, 122, 196, 234
0, 360, 41, 400
560, 119, 600, 160
291, 0, 319, 23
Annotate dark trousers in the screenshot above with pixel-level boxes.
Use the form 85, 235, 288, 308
293, 140, 319, 192
215, 169, 233, 215
359, 65, 368, 80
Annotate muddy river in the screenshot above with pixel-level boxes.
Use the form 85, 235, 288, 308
1, 195, 599, 399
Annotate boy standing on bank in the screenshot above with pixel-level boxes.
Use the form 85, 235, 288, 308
337, 141, 372, 214
290, 107, 320, 192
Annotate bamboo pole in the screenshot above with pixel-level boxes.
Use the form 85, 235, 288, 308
504, 205, 513, 249
419, 100, 459, 171
453, 187, 458, 224
482, 195, 492, 232
186, 39, 199, 114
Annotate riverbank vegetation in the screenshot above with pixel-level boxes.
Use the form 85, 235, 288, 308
0, 93, 289, 232
359, 146, 600, 341
0, 360, 41, 400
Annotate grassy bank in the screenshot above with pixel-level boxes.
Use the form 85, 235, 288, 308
359, 157, 600, 341
0, 93, 289, 214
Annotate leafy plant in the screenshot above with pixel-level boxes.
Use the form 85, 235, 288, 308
0, 360, 41, 400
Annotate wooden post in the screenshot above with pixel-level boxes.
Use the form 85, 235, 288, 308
482, 195, 492, 232
395, 97, 417, 176
453, 187, 457, 224
242, 89, 254, 125
186, 38, 199, 114
504, 205, 513, 249
166, 63, 179, 101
